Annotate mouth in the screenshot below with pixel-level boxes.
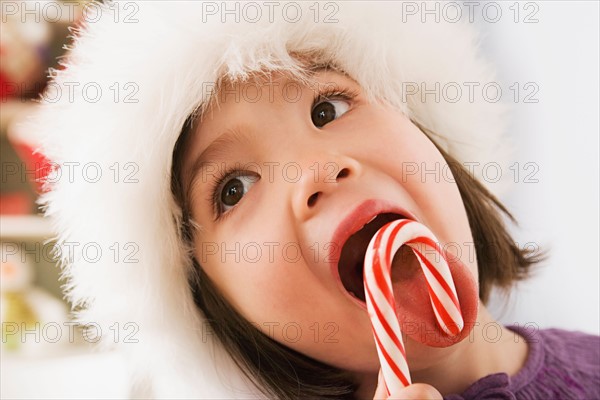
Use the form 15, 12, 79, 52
332, 202, 480, 347
337, 212, 409, 302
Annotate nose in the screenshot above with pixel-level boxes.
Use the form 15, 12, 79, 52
292, 155, 361, 221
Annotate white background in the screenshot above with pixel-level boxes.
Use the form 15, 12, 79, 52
473, 1, 599, 335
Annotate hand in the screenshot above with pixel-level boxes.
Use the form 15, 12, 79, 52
373, 370, 443, 400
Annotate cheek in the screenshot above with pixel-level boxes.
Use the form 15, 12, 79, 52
192, 208, 319, 322
360, 109, 478, 280
194, 232, 288, 314
402, 144, 477, 279
192, 219, 381, 371
194, 235, 380, 371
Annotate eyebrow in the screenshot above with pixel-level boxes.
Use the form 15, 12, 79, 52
187, 125, 251, 189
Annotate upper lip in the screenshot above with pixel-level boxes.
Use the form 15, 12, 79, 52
329, 199, 417, 305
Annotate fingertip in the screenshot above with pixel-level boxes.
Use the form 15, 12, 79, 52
390, 383, 443, 400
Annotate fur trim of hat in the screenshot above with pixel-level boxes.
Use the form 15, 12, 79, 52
26, 1, 509, 397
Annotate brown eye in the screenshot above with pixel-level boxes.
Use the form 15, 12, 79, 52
218, 174, 258, 212
311, 99, 350, 128
221, 178, 244, 206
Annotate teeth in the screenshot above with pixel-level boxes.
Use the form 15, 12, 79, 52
359, 216, 378, 231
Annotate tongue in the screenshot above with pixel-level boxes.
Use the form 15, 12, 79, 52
389, 246, 479, 348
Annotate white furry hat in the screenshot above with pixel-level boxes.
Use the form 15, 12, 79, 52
27, 1, 508, 398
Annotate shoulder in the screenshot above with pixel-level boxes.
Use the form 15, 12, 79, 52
525, 326, 599, 369
444, 326, 600, 400
535, 326, 600, 345
509, 325, 600, 400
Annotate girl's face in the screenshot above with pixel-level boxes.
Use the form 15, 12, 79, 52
184, 70, 479, 373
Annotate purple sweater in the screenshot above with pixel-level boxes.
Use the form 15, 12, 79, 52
444, 325, 600, 400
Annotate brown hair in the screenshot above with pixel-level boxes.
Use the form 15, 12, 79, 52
170, 110, 542, 400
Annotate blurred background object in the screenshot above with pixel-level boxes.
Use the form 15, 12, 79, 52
1, 241, 69, 354
1, 1, 129, 398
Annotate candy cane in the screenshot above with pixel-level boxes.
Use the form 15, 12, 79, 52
363, 219, 463, 395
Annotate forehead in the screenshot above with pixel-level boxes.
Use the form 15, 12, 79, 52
204, 67, 348, 113
203, 71, 298, 122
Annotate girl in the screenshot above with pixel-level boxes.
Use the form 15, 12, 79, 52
28, 1, 599, 399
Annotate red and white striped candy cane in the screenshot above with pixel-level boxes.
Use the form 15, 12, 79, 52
363, 219, 463, 395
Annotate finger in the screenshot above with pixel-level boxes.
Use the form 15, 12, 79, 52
388, 383, 443, 400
